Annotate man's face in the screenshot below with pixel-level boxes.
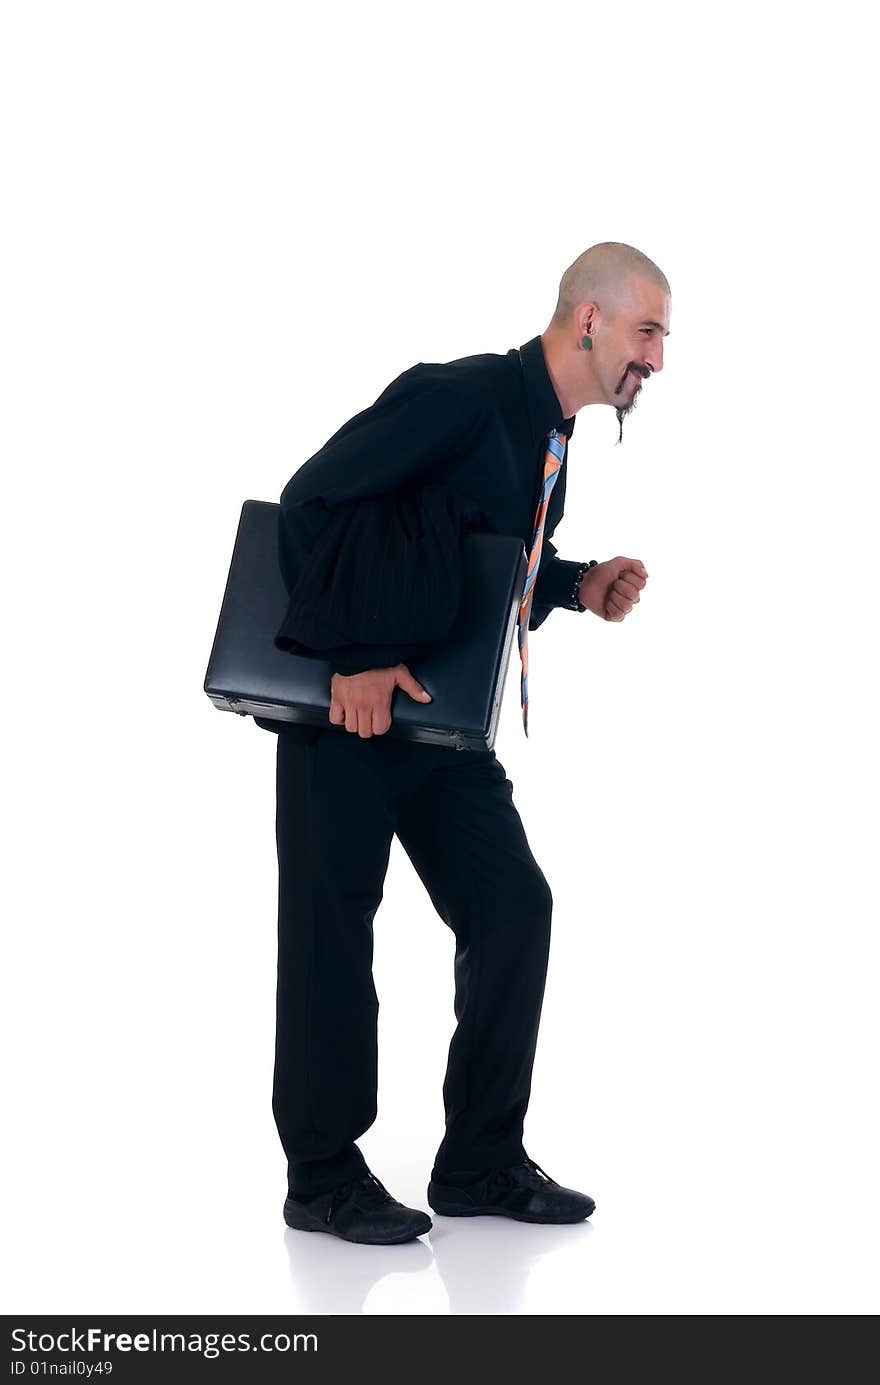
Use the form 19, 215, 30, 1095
600, 278, 670, 441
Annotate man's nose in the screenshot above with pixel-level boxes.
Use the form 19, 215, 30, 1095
644, 344, 664, 374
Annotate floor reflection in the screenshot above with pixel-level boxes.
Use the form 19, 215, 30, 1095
283, 1214, 593, 1314
283, 1228, 434, 1314
429, 1216, 593, 1315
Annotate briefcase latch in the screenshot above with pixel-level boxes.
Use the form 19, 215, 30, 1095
445, 730, 468, 752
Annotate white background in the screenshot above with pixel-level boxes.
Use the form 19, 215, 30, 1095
2, 0, 877, 1315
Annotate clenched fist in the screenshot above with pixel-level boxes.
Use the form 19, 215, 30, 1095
578, 557, 649, 622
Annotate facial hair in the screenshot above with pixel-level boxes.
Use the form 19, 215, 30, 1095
613, 364, 650, 445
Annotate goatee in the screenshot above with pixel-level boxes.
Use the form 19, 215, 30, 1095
613, 365, 648, 445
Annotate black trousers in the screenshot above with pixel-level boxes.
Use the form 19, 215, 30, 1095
273, 722, 553, 1198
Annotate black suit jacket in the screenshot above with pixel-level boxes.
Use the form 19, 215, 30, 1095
255, 334, 590, 733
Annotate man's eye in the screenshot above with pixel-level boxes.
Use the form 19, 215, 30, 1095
640, 328, 653, 335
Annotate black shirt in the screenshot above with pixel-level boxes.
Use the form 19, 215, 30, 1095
254, 333, 589, 734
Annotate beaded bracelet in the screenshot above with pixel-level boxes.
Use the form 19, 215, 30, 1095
570, 558, 598, 612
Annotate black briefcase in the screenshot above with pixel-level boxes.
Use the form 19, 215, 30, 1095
203, 500, 527, 751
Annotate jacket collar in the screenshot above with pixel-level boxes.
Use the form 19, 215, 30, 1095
517, 334, 577, 444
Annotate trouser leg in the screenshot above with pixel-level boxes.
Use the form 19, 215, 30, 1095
273, 726, 398, 1198
394, 748, 553, 1174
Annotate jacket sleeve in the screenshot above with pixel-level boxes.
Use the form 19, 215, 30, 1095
528, 538, 592, 630
275, 481, 490, 673
274, 369, 490, 674
526, 537, 587, 631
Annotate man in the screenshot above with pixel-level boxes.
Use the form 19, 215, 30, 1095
257, 241, 670, 1245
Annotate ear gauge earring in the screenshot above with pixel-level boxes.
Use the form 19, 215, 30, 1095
581, 333, 592, 350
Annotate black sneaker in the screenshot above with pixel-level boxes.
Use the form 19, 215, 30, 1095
284, 1171, 433, 1245
428, 1156, 595, 1223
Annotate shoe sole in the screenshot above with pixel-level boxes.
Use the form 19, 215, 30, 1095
427, 1198, 595, 1224
283, 1199, 432, 1245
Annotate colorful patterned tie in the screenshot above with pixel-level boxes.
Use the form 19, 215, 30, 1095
517, 428, 567, 737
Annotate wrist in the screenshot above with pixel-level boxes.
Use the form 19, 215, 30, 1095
572, 558, 598, 611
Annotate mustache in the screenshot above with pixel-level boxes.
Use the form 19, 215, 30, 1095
614, 363, 650, 393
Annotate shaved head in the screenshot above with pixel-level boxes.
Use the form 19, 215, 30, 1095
550, 242, 670, 328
